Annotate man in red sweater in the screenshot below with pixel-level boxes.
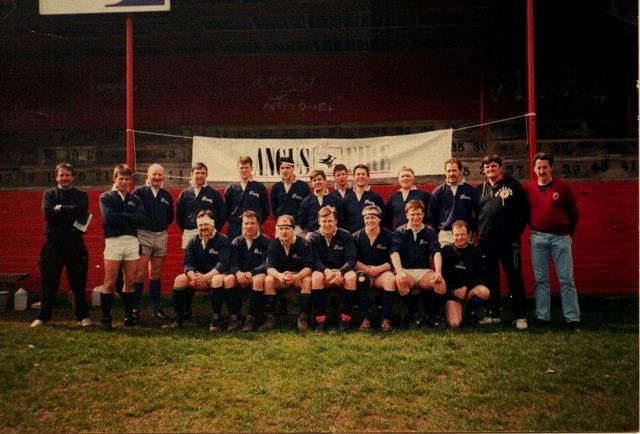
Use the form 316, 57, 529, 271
525, 153, 580, 331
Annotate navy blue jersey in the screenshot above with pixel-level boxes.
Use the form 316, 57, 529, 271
176, 185, 226, 232
99, 190, 146, 238
441, 243, 487, 293
225, 180, 270, 225
308, 228, 357, 274
42, 187, 88, 238
183, 232, 230, 274
427, 182, 478, 233
229, 233, 271, 276
352, 227, 394, 267
385, 188, 431, 230
133, 185, 174, 232
391, 224, 440, 269
297, 192, 342, 232
330, 187, 351, 201
270, 179, 310, 220
342, 189, 385, 233
265, 236, 313, 273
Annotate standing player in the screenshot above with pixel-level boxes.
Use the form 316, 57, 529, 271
132, 163, 174, 321
330, 163, 351, 200
352, 205, 397, 331
98, 164, 146, 330
176, 162, 227, 319
441, 220, 490, 328
476, 153, 529, 329
342, 164, 385, 233
270, 156, 310, 235
390, 200, 446, 329
225, 156, 270, 240
31, 163, 92, 328
165, 210, 230, 330
224, 211, 271, 332
525, 153, 581, 330
308, 206, 357, 331
385, 166, 431, 230
298, 169, 341, 236
265, 215, 313, 332
428, 158, 478, 246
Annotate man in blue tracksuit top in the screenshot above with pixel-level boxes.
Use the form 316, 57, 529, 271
390, 200, 446, 329
270, 156, 310, 235
298, 169, 341, 235
31, 163, 92, 328
165, 210, 230, 330
225, 155, 270, 240
308, 206, 357, 332
176, 161, 227, 247
132, 163, 174, 321
385, 166, 431, 230
428, 158, 478, 246
224, 211, 272, 332
99, 164, 146, 330
341, 164, 385, 233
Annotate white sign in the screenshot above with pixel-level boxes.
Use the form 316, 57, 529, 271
40, 0, 170, 15
192, 129, 453, 183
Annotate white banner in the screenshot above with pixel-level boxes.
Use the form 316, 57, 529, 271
192, 129, 452, 183
40, 0, 170, 15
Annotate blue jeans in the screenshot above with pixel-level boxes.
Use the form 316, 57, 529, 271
530, 231, 580, 323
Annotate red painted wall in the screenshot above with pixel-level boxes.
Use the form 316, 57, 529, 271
1, 181, 636, 297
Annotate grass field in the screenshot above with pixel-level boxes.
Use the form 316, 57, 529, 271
0, 295, 637, 433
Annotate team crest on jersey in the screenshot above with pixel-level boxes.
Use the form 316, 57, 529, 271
364, 199, 375, 206
419, 239, 428, 245
552, 192, 560, 201
292, 194, 303, 200
292, 253, 300, 259
333, 245, 344, 251
127, 200, 136, 207
160, 197, 170, 205
201, 196, 213, 203
455, 262, 467, 270
460, 194, 471, 200
376, 244, 387, 250
248, 191, 260, 198
208, 249, 219, 255
253, 248, 263, 255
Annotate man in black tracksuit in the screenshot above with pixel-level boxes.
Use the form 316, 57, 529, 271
32, 163, 91, 328
476, 154, 529, 329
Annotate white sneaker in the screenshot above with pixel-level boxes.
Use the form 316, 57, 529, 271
30, 319, 45, 328
514, 318, 528, 330
478, 316, 501, 325
79, 318, 93, 327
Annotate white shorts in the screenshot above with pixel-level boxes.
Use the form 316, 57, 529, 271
181, 228, 199, 249
138, 229, 168, 257
104, 235, 140, 261
404, 268, 433, 284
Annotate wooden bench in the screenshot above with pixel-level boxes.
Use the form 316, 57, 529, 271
0, 272, 29, 310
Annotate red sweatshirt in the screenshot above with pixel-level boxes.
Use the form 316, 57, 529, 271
524, 178, 579, 236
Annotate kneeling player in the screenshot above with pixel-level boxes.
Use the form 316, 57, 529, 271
352, 205, 396, 331
308, 206, 357, 331
390, 200, 446, 329
224, 211, 271, 332
442, 220, 490, 328
165, 210, 230, 330
265, 215, 313, 332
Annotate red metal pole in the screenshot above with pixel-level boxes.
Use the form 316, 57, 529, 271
126, 16, 135, 190
526, 0, 537, 181
479, 70, 485, 139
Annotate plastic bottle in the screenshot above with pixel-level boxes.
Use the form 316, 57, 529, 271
14, 288, 28, 311
92, 286, 102, 307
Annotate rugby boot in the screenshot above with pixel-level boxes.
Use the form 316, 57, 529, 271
258, 313, 276, 332
226, 315, 242, 332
